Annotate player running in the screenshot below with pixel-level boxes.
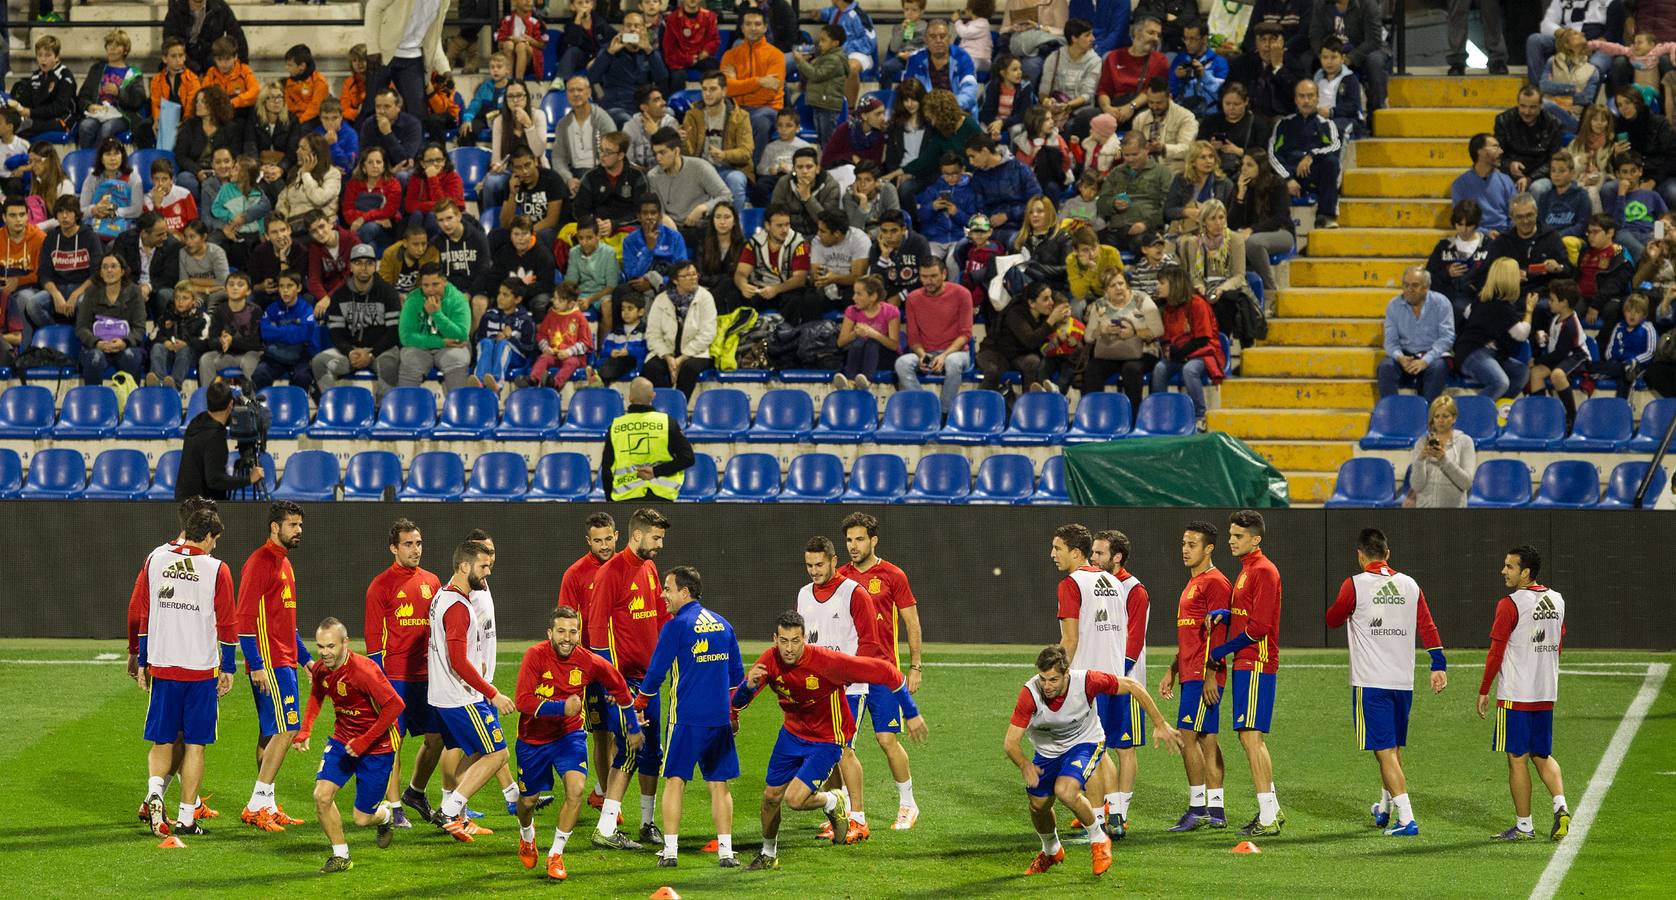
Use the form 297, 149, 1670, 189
731, 610, 930, 871
639, 566, 745, 868
558, 512, 619, 811
512, 606, 641, 881
293, 618, 404, 872
1049, 523, 1124, 838
1478, 545, 1570, 842
1207, 509, 1285, 837
363, 518, 443, 829
1158, 521, 1232, 832
236, 500, 313, 833
1326, 528, 1448, 837
137, 508, 237, 839
836, 512, 926, 831
1005, 645, 1181, 877
1087, 529, 1149, 837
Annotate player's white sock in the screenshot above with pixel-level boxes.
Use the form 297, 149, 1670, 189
440, 790, 466, 820
1257, 792, 1278, 825
897, 779, 916, 809
1392, 793, 1414, 825
1113, 792, 1133, 818
375, 803, 393, 826
1039, 831, 1061, 855
821, 792, 838, 813
1189, 784, 1207, 808
1269, 782, 1279, 803
717, 834, 733, 857
1087, 822, 1110, 846
147, 776, 166, 799
849, 811, 866, 826
1091, 804, 1107, 829
502, 783, 519, 804
640, 793, 657, 826
178, 801, 194, 824
520, 823, 536, 842
247, 781, 275, 813
1516, 815, 1534, 833
662, 834, 678, 857
1553, 794, 1568, 813
332, 843, 349, 859
1207, 787, 1225, 808
598, 799, 621, 836
761, 837, 778, 858
1378, 787, 1392, 812
551, 827, 571, 855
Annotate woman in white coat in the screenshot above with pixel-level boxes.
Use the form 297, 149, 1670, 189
644, 260, 717, 397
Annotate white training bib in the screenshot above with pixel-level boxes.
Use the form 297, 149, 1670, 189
1347, 565, 1424, 691
798, 579, 867, 697
1025, 669, 1106, 758
1066, 568, 1126, 674
428, 586, 489, 708
1498, 587, 1565, 704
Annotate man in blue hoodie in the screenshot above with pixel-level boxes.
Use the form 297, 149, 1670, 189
252, 269, 317, 391
964, 133, 1041, 248
914, 152, 979, 258
590, 11, 672, 127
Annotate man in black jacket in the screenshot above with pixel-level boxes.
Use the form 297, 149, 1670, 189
1475, 193, 1574, 300
978, 282, 1069, 397
176, 379, 264, 500
162, 0, 249, 75
573, 132, 652, 237
1493, 87, 1564, 193
311, 244, 402, 395
112, 212, 184, 319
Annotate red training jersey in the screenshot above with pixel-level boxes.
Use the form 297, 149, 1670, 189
363, 562, 441, 681
1009, 669, 1124, 727
514, 641, 634, 744
300, 651, 404, 756
838, 559, 918, 667
237, 541, 301, 671
1118, 568, 1149, 665
586, 548, 668, 679
1228, 548, 1282, 674
1175, 568, 1232, 684
558, 550, 606, 625
741, 644, 905, 745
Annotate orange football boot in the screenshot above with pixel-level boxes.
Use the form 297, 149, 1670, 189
241, 807, 285, 832
546, 853, 569, 880
518, 839, 538, 869
1092, 839, 1113, 876
1025, 847, 1065, 875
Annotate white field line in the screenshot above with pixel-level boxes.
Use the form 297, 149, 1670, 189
923, 661, 1653, 676
1530, 663, 1670, 900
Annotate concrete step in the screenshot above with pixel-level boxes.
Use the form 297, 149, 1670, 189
1247, 440, 1357, 473
1243, 346, 1381, 379
1339, 198, 1452, 229
1352, 138, 1471, 169
1274, 287, 1393, 319
1286, 471, 1338, 505
1208, 408, 1371, 441
1387, 76, 1524, 108
1342, 168, 1461, 199
55, 1, 365, 61
1288, 258, 1412, 289
1305, 227, 1443, 258
1264, 318, 1384, 348
1219, 378, 1379, 409
1371, 107, 1497, 138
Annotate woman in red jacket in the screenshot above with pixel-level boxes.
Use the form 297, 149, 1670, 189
1150, 263, 1226, 432
403, 142, 466, 234
341, 146, 402, 255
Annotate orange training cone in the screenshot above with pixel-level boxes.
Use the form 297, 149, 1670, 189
650, 888, 682, 900
702, 838, 719, 852
1231, 841, 1261, 854
157, 835, 186, 849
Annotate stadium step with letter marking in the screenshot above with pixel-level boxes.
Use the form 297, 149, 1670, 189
1274, 288, 1394, 319
1338, 199, 1452, 229
1219, 378, 1378, 409
1370, 107, 1496, 138
1287, 259, 1412, 288
1306, 228, 1442, 258
1207, 409, 1371, 441
1351, 139, 1467, 169
1387, 76, 1523, 108
1263, 318, 1384, 348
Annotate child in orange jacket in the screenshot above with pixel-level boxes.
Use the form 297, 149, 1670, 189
341, 44, 369, 123
150, 37, 200, 124
282, 44, 329, 127
201, 35, 259, 115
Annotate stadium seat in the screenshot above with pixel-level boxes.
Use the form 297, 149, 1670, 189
1467, 459, 1533, 508
1529, 460, 1601, 508
863, 88, 894, 110
433, 387, 501, 439
369, 386, 439, 439
465, 451, 530, 501
22, 325, 80, 379
1064, 392, 1132, 443
497, 387, 563, 440
0, 385, 56, 438
114, 386, 186, 439
999, 391, 1069, 445
21, 447, 86, 499
1452, 394, 1501, 445
1628, 397, 1676, 453
83, 449, 151, 500
147, 450, 181, 499
813, 389, 878, 443
1487, 395, 1565, 451
741, 207, 765, 237
903, 453, 972, 504
744, 389, 815, 442
227, 451, 277, 496
0, 448, 21, 498
557, 387, 624, 439
969, 454, 1036, 504
1323, 457, 1400, 508
686, 389, 751, 442
528, 452, 594, 501
780, 453, 846, 502
341, 450, 405, 500
716, 452, 783, 502
936, 390, 1006, 444
840, 453, 910, 503
61, 149, 95, 190
1599, 461, 1669, 508
131, 149, 174, 191
258, 385, 311, 439
652, 387, 689, 425
668, 88, 703, 116
1131, 392, 1196, 438
1358, 395, 1428, 450
398, 451, 467, 501
874, 391, 942, 444
272, 450, 341, 502
1559, 397, 1633, 452
479, 206, 499, 234
52, 385, 120, 439
540, 90, 570, 137
450, 146, 491, 202
310, 385, 377, 438
679, 453, 720, 502
1032, 455, 1070, 504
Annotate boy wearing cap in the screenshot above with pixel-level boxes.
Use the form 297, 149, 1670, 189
823, 95, 890, 169
948, 214, 1006, 299
313, 243, 403, 396
1127, 231, 1177, 299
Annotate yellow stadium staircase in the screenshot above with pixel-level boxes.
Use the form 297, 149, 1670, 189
1207, 75, 1520, 504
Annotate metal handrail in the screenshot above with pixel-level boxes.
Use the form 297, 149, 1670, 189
1634, 405, 1676, 508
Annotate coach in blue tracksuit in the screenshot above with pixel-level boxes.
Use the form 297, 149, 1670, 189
639, 566, 745, 868
1268, 78, 1343, 230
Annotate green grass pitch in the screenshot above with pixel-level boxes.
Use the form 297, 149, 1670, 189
1, 639, 1670, 898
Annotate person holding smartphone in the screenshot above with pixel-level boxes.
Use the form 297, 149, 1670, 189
1080, 268, 1162, 419
1404, 394, 1475, 508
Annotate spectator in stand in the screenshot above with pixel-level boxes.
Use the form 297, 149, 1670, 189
963, 133, 1040, 247
459, 54, 511, 146
574, 132, 651, 240
339, 44, 368, 125
596, 293, 648, 384
76, 254, 146, 385
1529, 0, 1613, 84
342, 146, 403, 254
956, 0, 996, 78
1, 198, 47, 347
499, 146, 567, 250
1312, 39, 1365, 141
357, 91, 423, 181
0, 111, 29, 188
1428, 199, 1492, 322
1201, 82, 1271, 179
869, 210, 933, 303
894, 256, 973, 415
1165, 141, 1231, 241
695, 203, 744, 312
175, 87, 239, 197
980, 54, 1035, 145
592, 11, 671, 128
644, 261, 717, 397
1243, 0, 1311, 55
834, 274, 900, 388
1539, 28, 1599, 131
738, 0, 799, 53
1227, 22, 1299, 120
556, 0, 615, 82
1307, 0, 1388, 117
1096, 15, 1169, 128
797, 24, 856, 145
10, 36, 78, 140
248, 82, 302, 168
569, 216, 622, 315
901, 89, 982, 201
199, 272, 262, 382
281, 45, 328, 129
76, 29, 147, 151
469, 277, 537, 391
1082, 268, 1161, 415
306, 213, 358, 308
1179, 199, 1254, 338
496, 0, 549, 82
1040, 18, 1101, 126
315, 99, 359, 175
421, 77, 463, 147
112, 211, 182, 319
1098, 132, 1172, 251
163, 0, 248, 76
313, 243, 402, 396
1151, 264, 1223, 430
1405, 395, 1476, 508
648, 126, 733, 233
1601, 151, 1667, 258
770, 148, 842, 240
404, 144, 466, 233
809, 209, 873, 317
916, 155, 980, 260
624, 85, 679, 174
1377, 266, 1455, 403
1613, 86, 1676, 210
1576, 213, 1633, 336
1065, 226, 1124, 315
880, 0, 930, 87
530, 281, 596, 388
1131, 76, 1198, 174
948, 213, 1005, 299
252, 269, 316, 391
1597, 293, 1658, 397
379, 223, 437, 297
483, 215, 556, 318
1170, 21, 1227, 115
1132, 0, 1196, 51
276, 134, 342, 227
1530, 278, 1590, 428
1535, 152, 1590, 240
79, 140, 143, 241
25, 197, 103, 339
825, 95, 891, 170
1228, 150, 1293, 293
246, 215, 306, 306
721, 9, 787, 158
1495, 87, 1564, 197
176, 220, 230, 307
1269, 79, 1343, 230
1446, 0, 1507, 75
665, 0, 723, 80
398, 262, 471, 391
734, 206, 814, 319
844, 161, 901, 237
148, 153, 199, 233
979, 280, 1064, 398
819, 0, 879, 112
1013, 198, 1077, 291
431, 200, 492, 330
149, 281, 207, 389
551, 75, 615, 199
202, 36, 258, 126
1079, 0, 1133, 56
1452, 133, 1517, 237
682, 72, 755, 212
1455, 257, 1536, 401
615, 194, 690, 336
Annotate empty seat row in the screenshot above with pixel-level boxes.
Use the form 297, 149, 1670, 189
1325, 456, 1668, 509
1361, 395, 1674, 453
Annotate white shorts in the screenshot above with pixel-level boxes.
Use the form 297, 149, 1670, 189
848, 52, 872, 72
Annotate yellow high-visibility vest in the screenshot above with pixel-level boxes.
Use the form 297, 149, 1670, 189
607, 410, 683, 501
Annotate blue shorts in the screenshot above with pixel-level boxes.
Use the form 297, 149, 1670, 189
1025, 741, 1104, 798
1176, 679, 1221, 735
516, 732, 588, 796
585, 683, 607, 732
662, 723, 740, 782
436, 700, 508, 756
145, 677, 219, 745
1098, 692, 1147, 748
607, 677, 663, 776
1492, 704, 1554, 758
316, 738, 396, 814
856, 682, 920, 734
1231, 670, 1276, 733
389, 679, 439, 737
764, 728, 843, 792
1353, 686, 1412, 751
250, 666, 301, 737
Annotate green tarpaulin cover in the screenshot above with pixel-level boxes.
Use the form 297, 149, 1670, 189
1064, 433, 1290, 507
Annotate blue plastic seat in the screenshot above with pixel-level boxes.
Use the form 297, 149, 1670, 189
131, 149, 175, 191
450, 146, 491, 202
433, 387, 500, 439
540, 90, 570, 138
679, 453, 719, 501
465, 451, 530, 501
903, 453, 972, 504
225, 451, 278, 495
528, 452, 594, 501
53, 385, 120, 438
741, 207, 765, 237
999, 391, 1069, 445
184, 387, 208, 422
744, 389, 815, 442
1529, 460, 1600, 508
84, 449, 151, 500
399, 451, 466, 501
863, 88, 894, 110
21, 447, 86, 499
271, 450, 340, 501
1467, 459, 1533, 508
840, 453, 909, 503
716, 452, 783, 502
1628, 397, 1676, 453
1032, 455, 1070, 504
813, 389, 878, 443
310, 385, 377, 438
1559, 397, 1633, 451
1131, 392, 1196, 438
969, 454, 1036, 504
23, 325, 79, 379
686, 389, 750, 442
114, 386, 186, 439
936, 390, 1006, 444
147, 450, 181, 499
1452, 394, 1501, 445
668, 88, 704, 116
0, 448, 21, 498
370, 386, 439, 439
1065, 392, 1132, 443
1358, 395, 1428, 450
1324, 458, 1399, 508
1599, 461, 1669, 508
497, 387, 563, 440
873, 390, 941, 444
0, 385, 56, 437
558, 387, 625, 439
1489, 395, 1565, 451
258, 385, 311, 439
62, 148, 96, 189
781, 453, 846, 502
652, 387, 689, 425
342, 450, 405, 500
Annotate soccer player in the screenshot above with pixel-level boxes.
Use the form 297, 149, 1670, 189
558, 512, 619, 811
1088, 529, 1149, 837
730, 610, 930, 871
640, 566, 745, 868
363, 518, 443, 829
1158, 521, 1232, 831
456, 528, 539, 817
1326, 528, 1448, 837
1207, 509, 1284, 837
137, 508, 237, 838
513, 606, 641, 881
293, 617, 404, 873
1478, 545, 1570, 842
585, 507, 672, 850
1005, 645, 1181, 877
427, 540, 517, 841
237, 500, 314, 833
836, 512, 926, 831
1049, 522, 1125, 837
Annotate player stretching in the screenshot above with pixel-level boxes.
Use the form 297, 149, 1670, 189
1049, 523, 1124, 837
137, 508, 237, 838
1158, 521, 1232, 831
585, 507, 672, 850
1326, 528, 1448, 837
1478, 545, 1570, 842
1088, 529, 1149, 837
293, 618, 404, 872
558, 512, 619, 811
732, 611, 930, 871
512, 606, 641, 881
640, 566, 745, 868
1005, 646, 1181, 876
836, 512, 926, 831
237, 500, 313, 833
428, 540, 517, 841
363, 518, 443, 829
1207, 509, 1284, 837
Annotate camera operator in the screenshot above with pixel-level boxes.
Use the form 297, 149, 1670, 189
176, 380, 265, 500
